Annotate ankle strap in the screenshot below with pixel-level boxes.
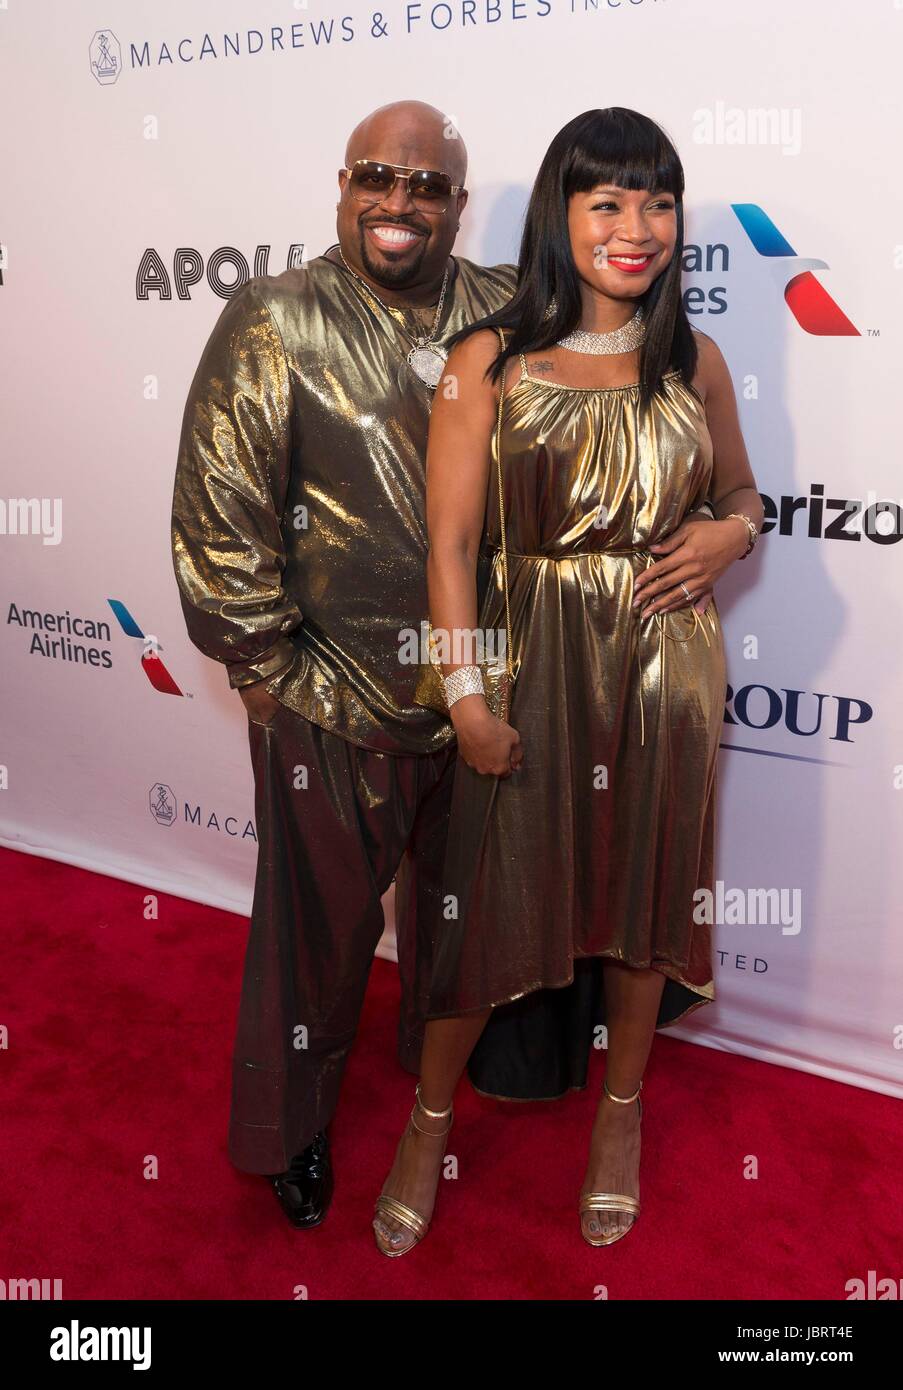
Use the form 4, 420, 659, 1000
415, 1082, 452, 1121
410, 1109, 453, 1137
603, 1078, 643, 1105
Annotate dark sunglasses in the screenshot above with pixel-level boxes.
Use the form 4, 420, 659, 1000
342, 159, 463, 213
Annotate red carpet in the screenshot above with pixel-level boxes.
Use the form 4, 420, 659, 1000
2, 845, 900, 1301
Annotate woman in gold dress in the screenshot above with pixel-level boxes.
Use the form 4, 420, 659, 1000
373, 108, 763, 1254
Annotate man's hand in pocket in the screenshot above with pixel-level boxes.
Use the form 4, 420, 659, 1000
238, 680, 282, 725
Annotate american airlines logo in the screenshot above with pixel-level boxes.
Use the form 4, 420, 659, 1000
107, 600, 184, 695
732, 204, 859, 336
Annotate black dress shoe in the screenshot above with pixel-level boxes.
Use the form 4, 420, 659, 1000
268, 1131, 333, 1229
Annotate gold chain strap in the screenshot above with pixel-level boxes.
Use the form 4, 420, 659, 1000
493, 326, 514, 679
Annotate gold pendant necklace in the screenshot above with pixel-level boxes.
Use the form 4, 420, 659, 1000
337, 249, 450, 389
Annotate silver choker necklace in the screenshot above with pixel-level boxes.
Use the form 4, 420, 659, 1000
555, 305, 645, 356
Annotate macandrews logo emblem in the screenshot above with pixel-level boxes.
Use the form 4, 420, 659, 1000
89, 31, 122, 86
731, 204, 859, 336
149, 784, 177, 827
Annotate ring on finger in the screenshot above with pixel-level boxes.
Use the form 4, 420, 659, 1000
680, 581, 694, 602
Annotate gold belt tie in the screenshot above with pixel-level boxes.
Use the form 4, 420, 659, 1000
487, 544, 711, 748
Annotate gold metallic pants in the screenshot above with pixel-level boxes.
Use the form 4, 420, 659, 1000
229, 701, 456, 1175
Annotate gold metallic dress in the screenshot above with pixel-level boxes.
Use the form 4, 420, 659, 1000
431, 345, 728, 1099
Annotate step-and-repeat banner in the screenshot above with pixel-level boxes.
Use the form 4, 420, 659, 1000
2, 1, 901, 1097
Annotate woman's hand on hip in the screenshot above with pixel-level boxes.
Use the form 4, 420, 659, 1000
632, 515, 750, 619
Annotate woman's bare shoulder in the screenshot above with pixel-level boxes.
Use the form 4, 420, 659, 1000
444, 327, 507, 394
690, 327, 730, 402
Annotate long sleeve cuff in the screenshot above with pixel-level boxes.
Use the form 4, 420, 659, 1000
224, 635, 298, 690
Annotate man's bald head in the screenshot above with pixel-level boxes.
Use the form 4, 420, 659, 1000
344, 101, 467, 186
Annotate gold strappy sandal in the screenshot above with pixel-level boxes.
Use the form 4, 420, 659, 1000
373, 1084, 453, 1258
579, 1078, 643, 1247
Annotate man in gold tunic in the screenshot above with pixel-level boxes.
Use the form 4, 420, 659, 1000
170, 100, 516, 1225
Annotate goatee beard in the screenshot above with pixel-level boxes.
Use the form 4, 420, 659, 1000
358, 224, 428, 289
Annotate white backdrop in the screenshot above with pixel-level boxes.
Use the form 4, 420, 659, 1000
2, 1, 902, 1098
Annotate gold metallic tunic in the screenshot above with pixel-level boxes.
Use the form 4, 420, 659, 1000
430, 345, 728, 1025
171, 248, 518, 753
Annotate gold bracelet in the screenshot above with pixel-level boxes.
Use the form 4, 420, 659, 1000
723, 512, 758, 558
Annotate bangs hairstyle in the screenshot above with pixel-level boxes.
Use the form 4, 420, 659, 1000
447, 107, 697, 410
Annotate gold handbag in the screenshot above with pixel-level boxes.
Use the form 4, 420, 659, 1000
414, 325, 519, 725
